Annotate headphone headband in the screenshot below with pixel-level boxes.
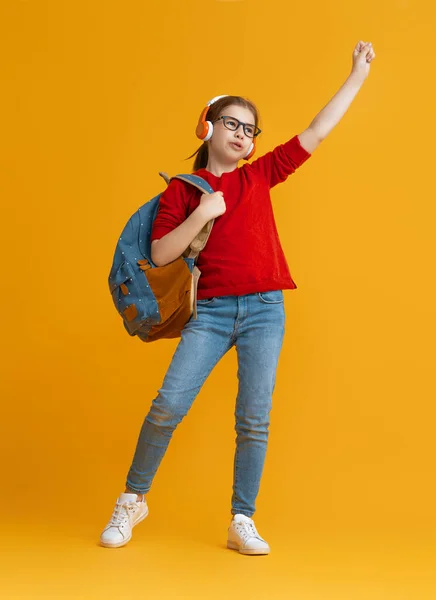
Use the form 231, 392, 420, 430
206, 95, 228, 106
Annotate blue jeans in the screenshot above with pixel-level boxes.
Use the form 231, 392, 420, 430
126, 290, 286, 518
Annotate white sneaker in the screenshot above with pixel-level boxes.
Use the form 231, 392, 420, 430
100, 492, 149, 548
227, 514, 270, 555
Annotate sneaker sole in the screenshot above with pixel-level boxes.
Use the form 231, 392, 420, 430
100, 507, 149, 549
227, 540, 270, 555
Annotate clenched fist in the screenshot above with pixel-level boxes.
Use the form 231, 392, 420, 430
352, 40, 376, 82
198, 191, 227, 221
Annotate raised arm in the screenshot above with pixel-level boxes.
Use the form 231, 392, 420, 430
298, 40, 376, 154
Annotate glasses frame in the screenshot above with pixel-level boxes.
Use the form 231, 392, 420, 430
212, 115, 262, 138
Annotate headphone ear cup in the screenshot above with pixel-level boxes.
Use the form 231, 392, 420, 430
202, 121, 214, 141
195, 121, 208, 140
196, 106, 213, 141
196, 95, 229, 141
244, 141, 255, 160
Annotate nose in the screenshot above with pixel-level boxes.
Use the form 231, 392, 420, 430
234, 124, 244, 138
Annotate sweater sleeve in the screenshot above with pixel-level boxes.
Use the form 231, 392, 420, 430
151, 178, 190, 241
247, 134, 312, 189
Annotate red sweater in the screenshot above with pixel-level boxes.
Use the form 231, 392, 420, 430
151, 134, 312, 300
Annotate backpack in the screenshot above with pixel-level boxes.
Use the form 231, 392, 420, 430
108, 171, 215, 343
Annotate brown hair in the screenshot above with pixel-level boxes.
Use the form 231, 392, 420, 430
185, 95, 260, 172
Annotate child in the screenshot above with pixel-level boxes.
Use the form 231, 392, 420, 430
100, 40, 376, 554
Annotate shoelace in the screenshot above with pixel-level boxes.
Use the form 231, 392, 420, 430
235, 520, 261, 541
109, 502, 136, 527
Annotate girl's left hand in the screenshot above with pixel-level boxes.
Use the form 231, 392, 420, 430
351, 40, 376, 81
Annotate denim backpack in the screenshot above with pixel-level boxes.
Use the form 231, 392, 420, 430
108, 172, 215, 343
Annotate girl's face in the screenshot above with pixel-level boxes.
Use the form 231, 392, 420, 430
208, 104, 257, 163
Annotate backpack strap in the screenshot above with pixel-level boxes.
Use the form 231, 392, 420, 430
159, 171, 214, 195
158, 171, 216, 260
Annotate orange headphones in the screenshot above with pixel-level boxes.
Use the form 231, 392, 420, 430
195, 95, 257, 161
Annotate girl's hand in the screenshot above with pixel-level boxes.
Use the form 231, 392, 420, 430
351, 40, 376, 82
198, 191, 226, 221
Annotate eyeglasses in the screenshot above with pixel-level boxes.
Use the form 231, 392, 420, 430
212, 115, 262, 138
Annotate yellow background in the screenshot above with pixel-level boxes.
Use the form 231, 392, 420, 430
1, 0, 435, 598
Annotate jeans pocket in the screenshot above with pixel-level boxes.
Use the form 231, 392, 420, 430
196, 297, 215, 305
257, 290, 284, 304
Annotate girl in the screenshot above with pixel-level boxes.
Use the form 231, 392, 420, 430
100, 40, 376, 554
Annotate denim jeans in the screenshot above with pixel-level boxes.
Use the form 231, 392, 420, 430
125, 290, 286, 518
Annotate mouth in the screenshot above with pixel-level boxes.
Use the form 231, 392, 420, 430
230, 142, 243, 151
